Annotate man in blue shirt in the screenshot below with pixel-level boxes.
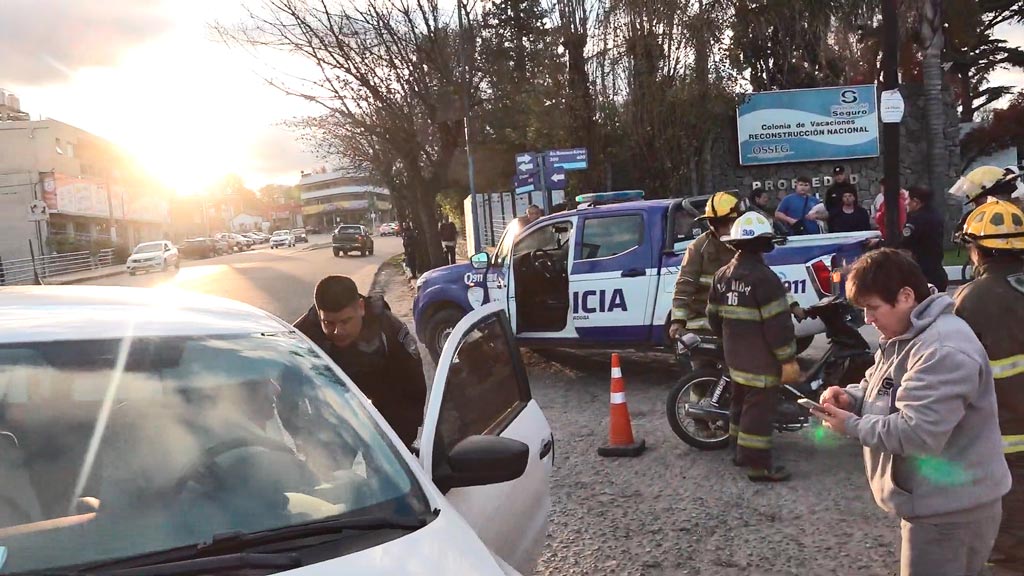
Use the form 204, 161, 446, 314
775, 176, 825, 235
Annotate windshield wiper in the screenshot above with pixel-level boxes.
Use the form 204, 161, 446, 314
194, 513, 430, 554
107, 553, 301, 576
39, 513, 432, 575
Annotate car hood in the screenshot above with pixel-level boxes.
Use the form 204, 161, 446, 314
279, 508, 511, 575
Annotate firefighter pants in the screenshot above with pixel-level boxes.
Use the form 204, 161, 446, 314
991, 453, 1024, 574
729, 383, 777, 470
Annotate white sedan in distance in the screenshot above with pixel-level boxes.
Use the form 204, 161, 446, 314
270, 230, 295, 249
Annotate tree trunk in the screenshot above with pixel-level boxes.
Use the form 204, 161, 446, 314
921, 0, 947, 195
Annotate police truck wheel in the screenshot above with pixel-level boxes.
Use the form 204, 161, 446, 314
333, 248, 340, 257
425, 308, 464, 361
666, 369, 731, 451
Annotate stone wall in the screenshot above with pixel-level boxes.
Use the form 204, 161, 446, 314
707, 83, 961, 212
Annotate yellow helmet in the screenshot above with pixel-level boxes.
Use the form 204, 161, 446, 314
949, 165, 1020, 205
961, 199, 1024, 251
700, 191, 742, 221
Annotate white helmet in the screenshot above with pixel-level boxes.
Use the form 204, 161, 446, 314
723, 211, 775, 243
1005, 165, 1024, 199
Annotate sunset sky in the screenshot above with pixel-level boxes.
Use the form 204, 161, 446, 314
1, 1, 1021, 196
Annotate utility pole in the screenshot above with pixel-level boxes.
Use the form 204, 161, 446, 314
458, 0, 483, 254
881, 0, 902, 246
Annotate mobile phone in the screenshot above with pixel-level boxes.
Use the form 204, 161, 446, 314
797, 398, 828, 414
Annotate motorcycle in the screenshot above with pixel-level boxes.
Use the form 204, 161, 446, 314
665, 295, 874, 450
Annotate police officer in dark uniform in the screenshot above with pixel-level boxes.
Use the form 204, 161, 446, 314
294, 275, 427, 447
825, 165, 857, 214
904, 186, 948, 292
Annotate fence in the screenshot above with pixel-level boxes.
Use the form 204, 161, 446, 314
0, 249, 115, 286
464, 189, 567, 250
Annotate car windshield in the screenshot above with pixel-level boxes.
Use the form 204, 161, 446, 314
133, 243, 163, 254
291, 229, 305, 234
272, 231, 289, 236
0, 333, 430, 574
337, 226, 361, 234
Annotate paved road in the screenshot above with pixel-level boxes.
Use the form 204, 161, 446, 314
82, 236, 404, 322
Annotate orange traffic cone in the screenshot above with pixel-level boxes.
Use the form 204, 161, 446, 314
597, 353, 646, 457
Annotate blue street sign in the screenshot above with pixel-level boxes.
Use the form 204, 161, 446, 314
514, 172, 540, 195
545, 148, 588, 171
546, 168, 567, 190
515, 152, 539, 177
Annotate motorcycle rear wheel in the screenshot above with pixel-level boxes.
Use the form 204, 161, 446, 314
666, 369, 731, 451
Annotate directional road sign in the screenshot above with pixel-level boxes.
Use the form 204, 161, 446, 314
546, 168, 567, 190
515, 152, 540, 177
545, 148, 588, 171
514, 172, 540, 195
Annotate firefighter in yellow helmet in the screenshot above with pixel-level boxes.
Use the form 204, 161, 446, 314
668, 191, 740, 341
707, 211, 801, 482
950, 165, 1024, 243
953, 199, 1024, 573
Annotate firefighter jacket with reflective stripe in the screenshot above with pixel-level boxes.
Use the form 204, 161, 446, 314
672, 230, 735, 331
707, 251, 796, 388
954, 256, 1024, 451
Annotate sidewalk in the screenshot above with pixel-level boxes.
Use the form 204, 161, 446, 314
40, 264, 126, 285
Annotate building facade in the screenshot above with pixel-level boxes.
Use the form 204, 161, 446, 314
298, 170, 394, 233
0, 118, 171, 263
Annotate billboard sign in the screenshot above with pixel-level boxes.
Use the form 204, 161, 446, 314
737, 85, 879, 166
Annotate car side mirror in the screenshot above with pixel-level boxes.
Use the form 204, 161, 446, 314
434, 435, 528, 492
470, 252, 490, 270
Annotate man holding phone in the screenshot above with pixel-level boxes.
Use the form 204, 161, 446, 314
813, 249, 1010, 576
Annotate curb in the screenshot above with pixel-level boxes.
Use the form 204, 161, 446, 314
46, 268, 126, 285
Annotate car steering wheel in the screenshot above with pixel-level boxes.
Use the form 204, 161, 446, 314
170, 437, 298, 498
530, 249, 557, 279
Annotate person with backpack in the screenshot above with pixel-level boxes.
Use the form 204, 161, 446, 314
775, 176, 826, 235
293, 275, 427, 447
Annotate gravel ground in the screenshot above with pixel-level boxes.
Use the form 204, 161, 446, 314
377, 262, 900, 576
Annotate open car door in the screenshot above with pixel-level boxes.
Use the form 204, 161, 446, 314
420, 302, 554, 574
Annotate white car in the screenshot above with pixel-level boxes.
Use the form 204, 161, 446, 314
126, 240, 179, 276
0, 289, 552, 575
270, 230, 295, 249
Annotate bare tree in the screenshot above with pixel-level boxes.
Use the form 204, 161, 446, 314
217, 0, 473, 270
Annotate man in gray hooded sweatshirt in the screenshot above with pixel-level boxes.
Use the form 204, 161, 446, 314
816, 249, 1011, 576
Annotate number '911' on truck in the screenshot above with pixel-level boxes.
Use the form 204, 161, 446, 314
413, 193, 879, 360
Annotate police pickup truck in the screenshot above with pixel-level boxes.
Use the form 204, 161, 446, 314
413, 191, 878, 360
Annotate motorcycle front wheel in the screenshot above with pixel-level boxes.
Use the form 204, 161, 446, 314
666, 369, 731, 451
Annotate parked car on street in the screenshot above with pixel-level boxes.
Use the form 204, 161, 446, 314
0, 289, 552, 576
333, 224, 374, 257
231, 233, 254, 251
291, 228, 309, 243
379, 222, 400, 236
244, 232, 266, 245
212, 237, 230, 255
126, 240, 179, 276
179, 238, 218, 259
270, 229, 295, 249
214, 232, 239, 253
